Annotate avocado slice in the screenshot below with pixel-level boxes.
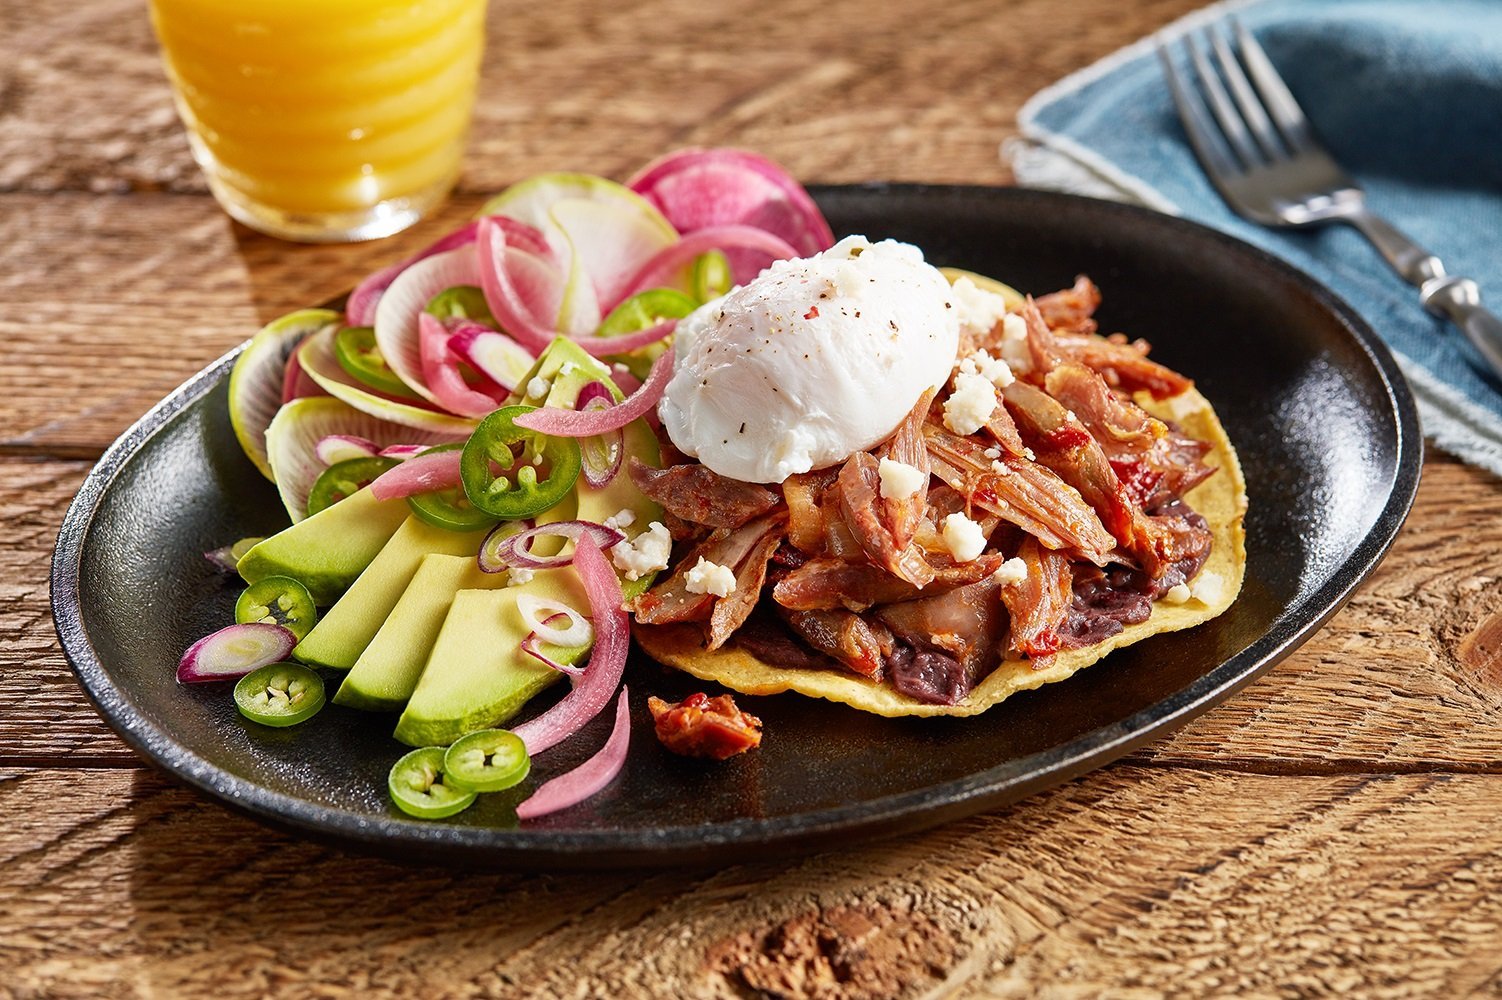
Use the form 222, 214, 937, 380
237, 487, 407, 605
292, 516, 490, 670
333, 553, 509, 712
393, 568, 590, 747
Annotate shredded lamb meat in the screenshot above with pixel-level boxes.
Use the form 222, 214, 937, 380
632, 277, 1219, 705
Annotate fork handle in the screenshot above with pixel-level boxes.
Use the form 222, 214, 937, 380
1346, 209, 1502, 381
1423, 277, 1502, 380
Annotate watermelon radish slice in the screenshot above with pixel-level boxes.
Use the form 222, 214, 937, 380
344, 218, 547, 327
446, 323, 535, 392
264, 396, 457, 523
372, 249, 483, 408
297, 326, 480, 437
627, 149, 835, 269
478, 173, 679, 330
476, 217, 571, 355
228, 309, 343, 481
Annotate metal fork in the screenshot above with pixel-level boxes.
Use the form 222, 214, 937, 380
1159, 19, 1502, 382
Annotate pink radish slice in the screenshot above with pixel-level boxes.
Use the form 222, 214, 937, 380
378, 444, 429, 460
369, 448, 464, 501
476, 217, 570, 355
514, 349, 673, 438
345, 218, 551, 326
314, 434, 380, 465
280, 351, 326, 404
511, 537, 630, 756
477, 519, 625, 573
627, 148, 835, 258
372, 248, 485, 409
446, 324, 535, 392
417, 313, 503, 418
516, 686, 631, 820
617, 226, 799, 301
178, 623, 297, 684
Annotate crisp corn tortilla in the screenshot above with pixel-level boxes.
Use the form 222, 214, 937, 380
634, 387, 1248, 717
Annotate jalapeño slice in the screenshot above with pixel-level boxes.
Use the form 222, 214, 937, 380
598, 288, 697, 337
406, 444, 499, 532
460, 405, 581, 520
334, 326, 419, 397
692, 249, 733, 302
425, 285, 496, 326
234, 575, 318, 639
233, 662, 325, 727
306, 456, 399, 517
443, 729, 531, 793
388, 746, 477, 819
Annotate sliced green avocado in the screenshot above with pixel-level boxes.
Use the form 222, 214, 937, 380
333, 553, 509, 712
237, 487, 407, 605
292, 516, 490, 670
393, 568, 590, 747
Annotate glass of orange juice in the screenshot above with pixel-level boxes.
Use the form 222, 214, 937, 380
149, 0, 488, 242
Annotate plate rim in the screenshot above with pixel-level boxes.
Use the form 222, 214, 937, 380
50, 184, 1423, 867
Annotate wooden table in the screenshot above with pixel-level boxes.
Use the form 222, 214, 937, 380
5, 1, 1501, 995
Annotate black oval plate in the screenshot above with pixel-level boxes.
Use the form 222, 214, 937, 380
52, 186, 1420, 868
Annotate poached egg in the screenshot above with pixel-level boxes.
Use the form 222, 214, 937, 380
659, 235, 960, 483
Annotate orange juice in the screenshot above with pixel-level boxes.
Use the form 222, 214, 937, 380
150, 0, 488, 242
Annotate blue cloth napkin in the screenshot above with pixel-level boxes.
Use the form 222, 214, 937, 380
1009, 0, 1502, 477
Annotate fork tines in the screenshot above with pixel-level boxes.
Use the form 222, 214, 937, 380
1158, 19, 1315, 175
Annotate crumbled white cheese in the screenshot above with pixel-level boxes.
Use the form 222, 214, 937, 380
993, 557, 1028, 586
941, 512, 987, 563
942, 371, 998, 435
998, 313, 1031, 372
959, 349, 1014, 388
610, 521, 672, 581
1190, 571, 1225, 606
1162, 583, 1192, 605
684, 557, 737, 598
560, 361, 577, 377
507, 567, 535, 587
525, 376, 549, 400
603, 508, 636, 531
877, 458, 926, 500
950, 276, 1012, 337
990, 459, 1008, 476
983, 446, 1001, 459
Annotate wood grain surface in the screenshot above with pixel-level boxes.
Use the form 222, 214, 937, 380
4, 0, 1501, 996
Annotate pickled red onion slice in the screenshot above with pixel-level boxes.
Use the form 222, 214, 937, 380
416, 314, 503, 418
369, 448, 464, 501
511, 537, 629, 755
516, 686, 631, 820
617, 226, 799, 302
513, 348, 673, 438
346, 217, 549, 326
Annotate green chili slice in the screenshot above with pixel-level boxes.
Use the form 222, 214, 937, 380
460, 405, 581, 520
306, 456, 399, 517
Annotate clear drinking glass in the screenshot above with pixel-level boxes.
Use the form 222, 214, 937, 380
149, 0, 488, 243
